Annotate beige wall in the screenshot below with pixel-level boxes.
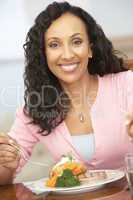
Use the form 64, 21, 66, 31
112, 35, 133, 59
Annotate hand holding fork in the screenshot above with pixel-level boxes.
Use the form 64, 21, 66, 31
0, 132, 49, 172
0, 132, 20, 171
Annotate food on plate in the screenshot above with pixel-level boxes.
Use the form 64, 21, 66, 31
46, 154, 87, 187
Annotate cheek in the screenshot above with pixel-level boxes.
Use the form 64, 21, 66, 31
74, 45, 89, 59
45, 50, 61, 75
46, 49, 61, 65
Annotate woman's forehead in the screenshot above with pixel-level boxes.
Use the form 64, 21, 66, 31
45, 13, 88, 40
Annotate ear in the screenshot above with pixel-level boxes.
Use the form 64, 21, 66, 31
88, 48, 92, 58
88, 43, 93, 58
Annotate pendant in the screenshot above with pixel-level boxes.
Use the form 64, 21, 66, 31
78, 113, 85, 123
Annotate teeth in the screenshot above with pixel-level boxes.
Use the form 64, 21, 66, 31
59, 63, 78, 72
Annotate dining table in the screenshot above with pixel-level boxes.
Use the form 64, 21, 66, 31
0, 177, 132, 200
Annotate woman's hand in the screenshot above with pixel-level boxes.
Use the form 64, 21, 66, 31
0, 133, 20, 172
126, 113, 133, 139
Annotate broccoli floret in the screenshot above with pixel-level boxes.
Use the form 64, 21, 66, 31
55, 169, 80, 187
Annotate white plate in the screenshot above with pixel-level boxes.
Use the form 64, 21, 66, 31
23, 169, 125, 195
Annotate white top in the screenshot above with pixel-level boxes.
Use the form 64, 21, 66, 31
72, 134, 95, 160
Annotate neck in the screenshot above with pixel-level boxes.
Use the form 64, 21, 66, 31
60, 73, 97, 110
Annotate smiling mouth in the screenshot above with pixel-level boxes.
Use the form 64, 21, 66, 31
58, 62, 79, 72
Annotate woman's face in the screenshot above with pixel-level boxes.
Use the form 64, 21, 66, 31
45, 13, 92, 84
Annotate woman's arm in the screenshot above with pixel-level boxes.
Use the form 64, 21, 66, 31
0, 107, 40, 184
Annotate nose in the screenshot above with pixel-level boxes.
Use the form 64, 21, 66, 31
61, 44, 74, 60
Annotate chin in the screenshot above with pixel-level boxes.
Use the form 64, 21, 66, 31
60, 77, 81, 84
59, 73, 85, 84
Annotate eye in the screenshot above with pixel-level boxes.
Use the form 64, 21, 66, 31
72, 38, 83, 46
48, 41, 60, 49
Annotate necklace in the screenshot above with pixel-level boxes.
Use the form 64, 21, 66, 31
70, 76, 98, 123
78, 112, 85, 123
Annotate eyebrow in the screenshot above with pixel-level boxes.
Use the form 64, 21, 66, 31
47, 33, 82, 41
70, 33, 82, 38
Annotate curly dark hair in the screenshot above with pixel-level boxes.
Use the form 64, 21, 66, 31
23, 1, 127, 135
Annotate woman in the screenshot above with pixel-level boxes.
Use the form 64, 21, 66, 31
0, 1, 133, 185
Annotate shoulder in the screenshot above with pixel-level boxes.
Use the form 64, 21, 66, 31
124, 70, 133, 84
15, 106, 32, 123
14, 106, 64, 134
99, 70, 133, 86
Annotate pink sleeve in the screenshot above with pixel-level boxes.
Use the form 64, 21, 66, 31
126, 70, 133, 112
7, 107, 40, 175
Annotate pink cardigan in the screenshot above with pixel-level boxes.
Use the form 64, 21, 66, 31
8, 70, 133, 175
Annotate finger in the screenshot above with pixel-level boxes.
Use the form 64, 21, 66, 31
0, 136, 18, 148
0, 151, 20, 165
0, 134, 20, 153
8, 139, 20, 152
0, 150, 18, 158
0, 133, 18, 147
2, 154, 21, 170
1, 161, 19, 170
0, 144, 19, 155
0, 136, 11, 145
0, 132, 7, 136
0, 156, 17, 163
